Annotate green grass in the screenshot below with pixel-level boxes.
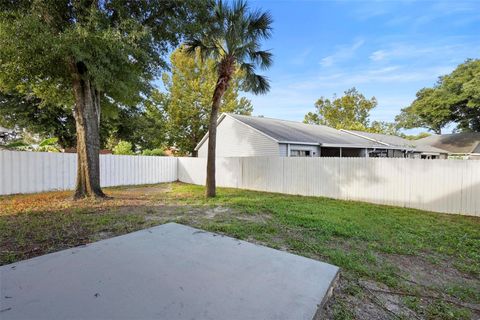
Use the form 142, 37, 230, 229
161, 183, 479, 277
157, 183, 480, 318
1, 182, 479, 319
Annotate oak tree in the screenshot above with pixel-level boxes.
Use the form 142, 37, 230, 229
0, 0, 210, 198
396, 59, 480, 133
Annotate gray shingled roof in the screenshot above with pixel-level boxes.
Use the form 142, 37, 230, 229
228, 114, 388, 148
415, 132, 480, 154
343, 130, 415, 147
342, 130, 448, 154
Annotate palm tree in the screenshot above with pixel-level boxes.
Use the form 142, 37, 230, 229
185, 0, 273, 197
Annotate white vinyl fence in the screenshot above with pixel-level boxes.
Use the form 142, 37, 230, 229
0, 150, 177, 195
178, 157, 480, 217
1, 151, 479, 216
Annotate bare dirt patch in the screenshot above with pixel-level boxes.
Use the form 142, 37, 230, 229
384, 253, 479, 290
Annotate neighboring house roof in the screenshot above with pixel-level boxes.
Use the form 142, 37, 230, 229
415, 132, 480, 154
196, 113, 406, 151
228, 114, 387, 147
342, 130, 448, 154
342, 130, 414, 147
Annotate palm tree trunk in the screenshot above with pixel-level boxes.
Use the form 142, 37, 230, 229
70, 61, 105, 199
206, 74, 231, 198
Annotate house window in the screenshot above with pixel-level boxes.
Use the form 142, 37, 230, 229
290, 150, 311, 157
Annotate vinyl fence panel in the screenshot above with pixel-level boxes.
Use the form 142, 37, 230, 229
178, 156, 480, 217
2, 151, 479, 216
177, 157, 206, 185
0, 151, 177, 195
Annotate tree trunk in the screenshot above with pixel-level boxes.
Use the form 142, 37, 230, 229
206, 68, 233, 198
71, 61, 105, 199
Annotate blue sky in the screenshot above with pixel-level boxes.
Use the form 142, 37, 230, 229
243, 0, 480, 134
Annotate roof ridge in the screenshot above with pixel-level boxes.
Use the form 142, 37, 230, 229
227, 113, 334, 129
346, 129, 405, 139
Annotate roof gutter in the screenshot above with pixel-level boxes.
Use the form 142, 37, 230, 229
320, 143, 413, 151
279, 141, 418, 151
277, 141, 320, 146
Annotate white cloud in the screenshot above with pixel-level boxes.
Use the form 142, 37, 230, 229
291, 48, 312, 65
370, 50, 387, 61
370, 66, 401, 74
367, 41, 480, 64
320, 39, 365, 67
320, 56, 334, 67
289, 64, 452, 91
246, 63, 456, 123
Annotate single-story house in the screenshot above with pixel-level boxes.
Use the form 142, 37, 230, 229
414, 132, 480, 160
195, 113, 448, 158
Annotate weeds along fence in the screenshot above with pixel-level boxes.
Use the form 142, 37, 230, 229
0, 150, 177, 195
178, 157, 480, 217
0, 150, 479, 216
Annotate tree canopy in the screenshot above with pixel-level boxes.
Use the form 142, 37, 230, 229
0, 0, 212, 198
0, 92, 76, 148
304, 88, 381, 131
162, 47, 253, 156
0, 1, 210, 109
0, 90, 167, 151
396, 59, 480, 133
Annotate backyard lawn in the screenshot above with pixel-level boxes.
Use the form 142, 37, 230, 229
0, 182, 479, 320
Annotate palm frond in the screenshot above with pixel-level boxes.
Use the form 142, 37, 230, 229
184, 0, 273, 95
249, 50, 273, 70
247, 10, 273, 40
240, 62, 270, 94
184, 37, 217, 61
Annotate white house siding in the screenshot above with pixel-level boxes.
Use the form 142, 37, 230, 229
197, 115, 279, 157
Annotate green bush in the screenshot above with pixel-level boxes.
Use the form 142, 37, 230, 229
112, 140, 134, 155
142, 148, 166, 156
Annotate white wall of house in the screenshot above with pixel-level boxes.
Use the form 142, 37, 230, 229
197, 115, 279, 157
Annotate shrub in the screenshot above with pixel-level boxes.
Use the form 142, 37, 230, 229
142, 148, 166, 156
112, 141, 134, 155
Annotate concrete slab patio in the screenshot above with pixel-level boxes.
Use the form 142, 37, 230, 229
0, 223, 339, 320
